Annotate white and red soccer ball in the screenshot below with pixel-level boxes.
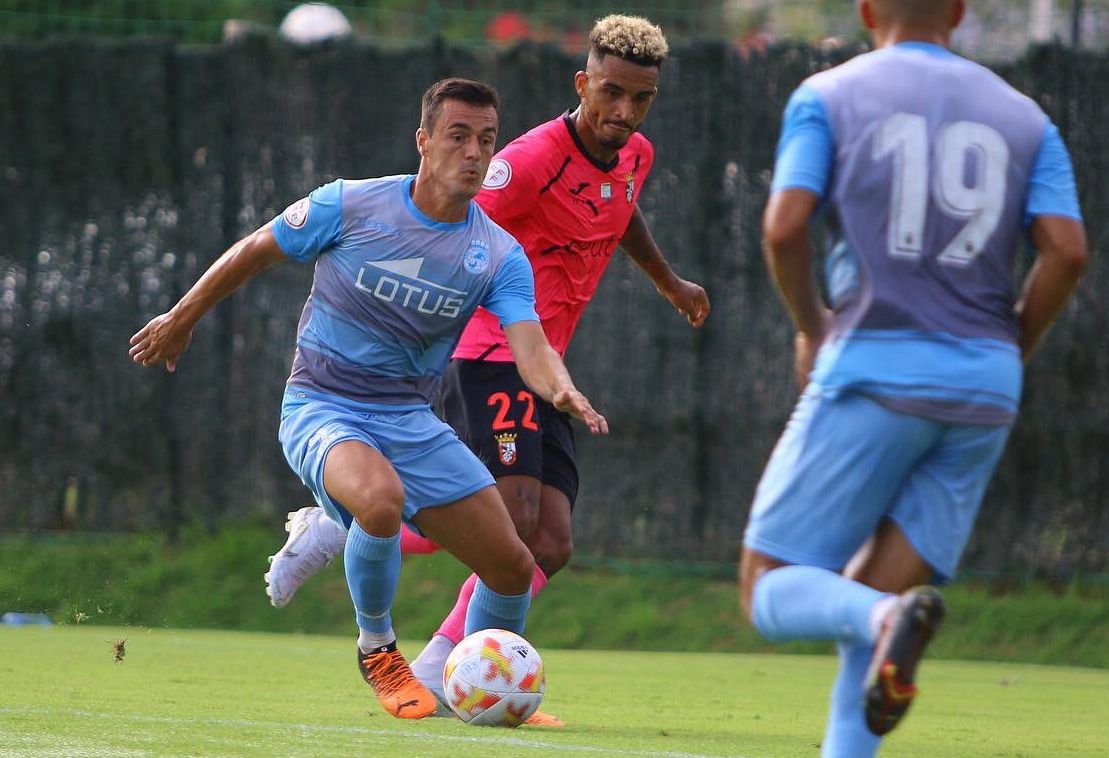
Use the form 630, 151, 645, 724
443, 629, 546, 727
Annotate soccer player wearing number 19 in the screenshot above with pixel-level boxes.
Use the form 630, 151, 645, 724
739, 2, 1087, 756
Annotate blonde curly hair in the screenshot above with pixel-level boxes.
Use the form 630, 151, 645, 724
589, 14, 669, 67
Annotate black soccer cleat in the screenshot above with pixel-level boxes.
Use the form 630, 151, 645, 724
864, 586, 947, 736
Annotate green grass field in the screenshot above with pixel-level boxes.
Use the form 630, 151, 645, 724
2, 625, 1106, 757
4, 529, 1107, 669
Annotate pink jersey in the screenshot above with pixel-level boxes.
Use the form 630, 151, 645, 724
453, 114, 655, 361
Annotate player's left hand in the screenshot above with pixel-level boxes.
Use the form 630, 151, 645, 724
552, 389, 609, 435
660, 278, 710, 327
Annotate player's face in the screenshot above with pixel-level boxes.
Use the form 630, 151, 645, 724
575, 54, 659, 151
418, 99, 499, 201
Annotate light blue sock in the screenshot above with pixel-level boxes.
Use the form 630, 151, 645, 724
822, 640, 881, 758
344, 523, 401, 637
464, 580, 531, 636
752, 565, 888, 644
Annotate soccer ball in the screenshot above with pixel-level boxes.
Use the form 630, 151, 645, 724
443, 629, 545, 727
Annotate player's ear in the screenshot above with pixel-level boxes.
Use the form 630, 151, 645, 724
415, 127, 428, 156
950, 0, 966, 30
573, 70, 588, 100
858, 0, 878, 30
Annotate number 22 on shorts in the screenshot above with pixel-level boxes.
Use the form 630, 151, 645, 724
487, 391, 539, 431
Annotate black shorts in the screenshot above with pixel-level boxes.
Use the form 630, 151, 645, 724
438, 359, 579, 506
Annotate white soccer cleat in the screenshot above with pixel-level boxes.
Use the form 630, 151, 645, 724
264, 506, 347, 607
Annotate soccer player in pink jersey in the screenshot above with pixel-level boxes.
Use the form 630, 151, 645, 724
264, 15, 710, 723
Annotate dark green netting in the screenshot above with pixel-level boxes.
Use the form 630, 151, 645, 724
0, 38, 1105, 575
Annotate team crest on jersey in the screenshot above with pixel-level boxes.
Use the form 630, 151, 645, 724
495, 432, 518, 466
624, 172, 635, 203
482, 158, 512, 190
283, 197, 310, 229
600, 182, 612, 201
464, 239, 490, 274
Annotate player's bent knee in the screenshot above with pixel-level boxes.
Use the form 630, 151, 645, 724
511, 545, 537, 589
532, 531, 572, 577
494, 542, 536, 594
342, 481, 405, 528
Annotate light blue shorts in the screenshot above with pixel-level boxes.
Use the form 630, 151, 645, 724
743, 388, 1011, 581
278, 388, 495, 529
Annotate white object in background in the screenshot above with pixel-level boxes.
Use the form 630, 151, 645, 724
279, 3, 353, 45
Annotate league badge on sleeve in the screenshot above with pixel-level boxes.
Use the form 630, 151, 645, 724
495, 432, 518, 466
282, 197, 310, 229
483, 158, 512, 190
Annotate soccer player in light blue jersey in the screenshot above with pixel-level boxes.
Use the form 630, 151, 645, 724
130, 78, 608, 721
739, 2, 1088, 755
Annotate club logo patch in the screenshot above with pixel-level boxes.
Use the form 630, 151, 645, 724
495, 432, 517, 466
464, 239, 490, 274
283, 197, 310, 228
624, 172, 635, 203
482, 158, 512, 190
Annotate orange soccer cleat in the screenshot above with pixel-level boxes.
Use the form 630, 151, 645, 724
357, 647, 439, 719
524, 709, 566, 728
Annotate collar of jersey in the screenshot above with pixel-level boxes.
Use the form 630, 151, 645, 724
401, 175, 474, 231
562, 112, 621, 173
891, 41, 959, 59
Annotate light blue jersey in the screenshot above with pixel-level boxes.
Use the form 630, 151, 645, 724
772, 42, 1082, 425
271, 175, 538, 407
271, 175, 539, 526
746, 43, 1084, 582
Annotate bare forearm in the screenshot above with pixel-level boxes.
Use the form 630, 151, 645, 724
171, 229, 284, 328
764, 237, 825, 340
130, 226, 286, 371
1018, 216, 1089, 361
763, 190, 825, 340
1015, 226, 1086, 364
621, 206, 679, 290
503, 320, 606, 433
516, 343, 576, 403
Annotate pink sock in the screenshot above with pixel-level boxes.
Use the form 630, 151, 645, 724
435, 564, 548, 644
399, 524, 441, 555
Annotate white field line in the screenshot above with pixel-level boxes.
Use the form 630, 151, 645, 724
0, 707, 761, 758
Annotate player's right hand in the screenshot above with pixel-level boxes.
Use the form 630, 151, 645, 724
793, 331, 818, 390
793, 309, 834, 390
552, 389, 609, 435
129, 312, 193, 372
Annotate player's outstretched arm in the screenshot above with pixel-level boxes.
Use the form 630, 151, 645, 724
1017, 216, 1088, 362
620, 205, 710, 326
129, 227, 286, 372
503, 321, 608, 435
763, 189, 833, 388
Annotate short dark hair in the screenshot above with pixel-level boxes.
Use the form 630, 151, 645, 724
876, 0, 957, 24
589, 14, 668, 68
420, 78, 500, 133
